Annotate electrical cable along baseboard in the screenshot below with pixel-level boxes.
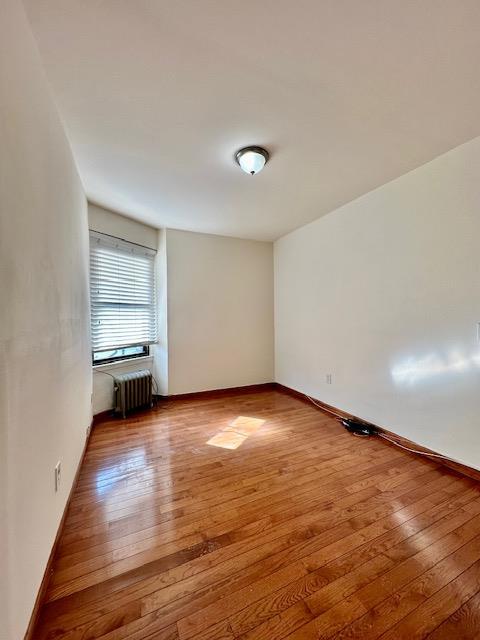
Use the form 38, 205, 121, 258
302, 391, 465, 466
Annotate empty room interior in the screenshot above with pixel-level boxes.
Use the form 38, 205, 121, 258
3, 1, 480, 638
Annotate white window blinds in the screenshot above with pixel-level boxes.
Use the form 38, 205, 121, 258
89, 231, 157, 352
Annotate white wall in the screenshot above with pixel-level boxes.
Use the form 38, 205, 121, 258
89, 202, 158, 250
167, 229, 274, 394
275, 136, 480, 470
0, 1, 91, 637
152, 228, 168, 396
88, 209, 274, 403
88, 204, 160, 413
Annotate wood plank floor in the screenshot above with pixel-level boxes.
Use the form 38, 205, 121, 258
33, 387, 480, 640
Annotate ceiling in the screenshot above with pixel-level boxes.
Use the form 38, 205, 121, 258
24, 0, 480, 241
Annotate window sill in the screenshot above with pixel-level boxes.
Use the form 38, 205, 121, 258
93, 355, 153, 371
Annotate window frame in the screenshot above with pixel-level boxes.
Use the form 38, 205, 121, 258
89, 230, 157, 365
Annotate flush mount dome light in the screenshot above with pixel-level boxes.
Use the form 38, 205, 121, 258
235, 146, 269, 175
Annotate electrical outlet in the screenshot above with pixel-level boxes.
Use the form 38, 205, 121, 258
54, 461, 61, 492
326, 373, 332, 384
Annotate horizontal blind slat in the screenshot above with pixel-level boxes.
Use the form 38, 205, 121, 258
89, 231, 157, 352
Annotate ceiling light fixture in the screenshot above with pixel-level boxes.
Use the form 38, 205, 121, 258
235, 146, 269, 175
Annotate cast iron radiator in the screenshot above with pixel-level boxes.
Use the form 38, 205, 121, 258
113, 369, 153, 418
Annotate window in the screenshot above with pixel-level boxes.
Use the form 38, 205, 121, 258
89, 231, 157, 364
92, 345, 149, 365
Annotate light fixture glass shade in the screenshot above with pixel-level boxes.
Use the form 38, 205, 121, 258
235, 146, 269, 175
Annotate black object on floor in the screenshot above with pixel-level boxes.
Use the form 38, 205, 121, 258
341, 417, 377, 437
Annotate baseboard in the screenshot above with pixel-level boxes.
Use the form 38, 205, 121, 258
90, 384, 277, 425
23, 419, 95, 640
24, 381, 479, 638
92, 408, 114, 424
161, 382, 276, 402
275, 383, 480, 483
92, 380, 480, 482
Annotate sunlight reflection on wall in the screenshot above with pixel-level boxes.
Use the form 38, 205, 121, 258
391, 349, 480, 386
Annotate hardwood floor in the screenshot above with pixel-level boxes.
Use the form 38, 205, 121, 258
33, 387, 480, 639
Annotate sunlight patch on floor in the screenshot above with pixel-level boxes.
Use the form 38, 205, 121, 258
207, 416, 266, 450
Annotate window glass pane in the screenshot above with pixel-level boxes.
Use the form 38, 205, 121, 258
93, 345, 147, 363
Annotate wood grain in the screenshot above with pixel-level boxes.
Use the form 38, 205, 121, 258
31, 388, 480, 639
277, 383, 480, 483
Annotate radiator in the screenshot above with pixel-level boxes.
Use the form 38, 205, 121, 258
113, 369, 153, 418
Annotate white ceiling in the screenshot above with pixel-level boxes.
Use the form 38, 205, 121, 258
24, 0, 480, 241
